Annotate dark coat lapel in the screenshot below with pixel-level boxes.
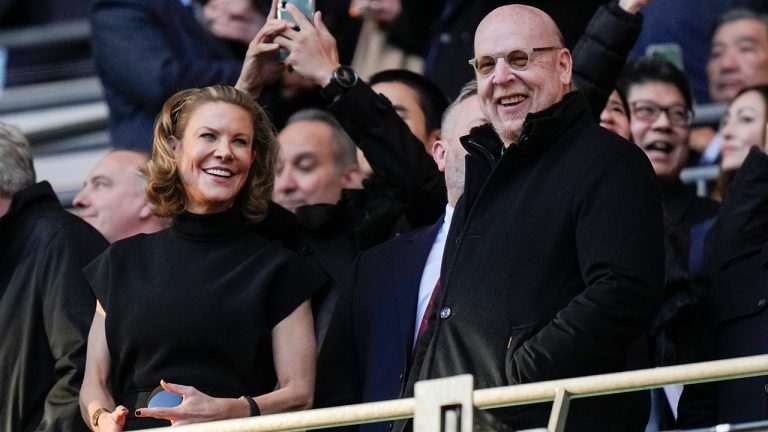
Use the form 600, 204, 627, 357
393, 218, 444, 360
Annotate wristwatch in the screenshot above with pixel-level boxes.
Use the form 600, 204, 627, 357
320, 65, 358, 103
91, 407, 111, 428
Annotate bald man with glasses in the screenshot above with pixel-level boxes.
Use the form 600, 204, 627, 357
400, 5, 665, 431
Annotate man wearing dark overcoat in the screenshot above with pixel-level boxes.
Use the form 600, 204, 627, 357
404, 5, 665, 431
0, 122, 107, 431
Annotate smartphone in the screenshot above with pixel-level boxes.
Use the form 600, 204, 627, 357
147, 387, 182, 408
277, 0, 316, 61
645, 43, 685, 71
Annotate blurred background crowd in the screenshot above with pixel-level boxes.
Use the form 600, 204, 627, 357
4, 0, 768, 430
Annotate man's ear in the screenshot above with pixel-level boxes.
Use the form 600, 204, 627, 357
432, 140, 447, 173
558, 48, 573, 88
340, 164, 364, 190
356, 149, 372, 178
426, 128, 442, 153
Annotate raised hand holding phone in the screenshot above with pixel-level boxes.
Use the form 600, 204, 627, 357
235, 0, 291, 97
274, 3, 340, 87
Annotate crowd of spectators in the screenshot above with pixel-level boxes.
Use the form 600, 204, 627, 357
4, 0, 768, 431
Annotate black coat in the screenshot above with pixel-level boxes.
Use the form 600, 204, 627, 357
678, 148, 768, 427
0, 182, 107, 432
294, 0, 640, 345
648, 182, 718, 430
651, 182, 718, 369
410, 92, 665, 431
571, 1, 644, 118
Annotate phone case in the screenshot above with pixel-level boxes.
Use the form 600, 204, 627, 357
147, 388, 183, 408
277, 0, 316, 61
277, 0, 315, 25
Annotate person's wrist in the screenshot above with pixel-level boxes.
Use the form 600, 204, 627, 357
235, 77, 262, 99
239, 395, 260, 417
91, 407, 111, 429
319, 65, 358, 103
315, 63, 340, 87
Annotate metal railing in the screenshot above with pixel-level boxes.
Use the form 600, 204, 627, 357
142, 354, 768, 432
692, 103, 726, 128
680, 164, 720, 197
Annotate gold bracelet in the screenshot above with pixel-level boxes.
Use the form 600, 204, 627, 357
91, 407, 111, 428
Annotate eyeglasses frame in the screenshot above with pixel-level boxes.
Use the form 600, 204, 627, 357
468, 47, 560, 75
629, 100, 694, 127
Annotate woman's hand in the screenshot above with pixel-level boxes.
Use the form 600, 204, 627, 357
275, 5, 340, 87
134, 380, 247, 426
235, 0, 289, 97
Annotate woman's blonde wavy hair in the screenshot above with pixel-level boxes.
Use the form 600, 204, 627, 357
143, 85, 277, 223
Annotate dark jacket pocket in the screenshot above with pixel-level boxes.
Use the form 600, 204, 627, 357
504, 323, 540, 385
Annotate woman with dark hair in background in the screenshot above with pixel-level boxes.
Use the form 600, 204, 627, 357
79, 85, 325, 430
712, 84, 768, 201
678, 85, 768, 428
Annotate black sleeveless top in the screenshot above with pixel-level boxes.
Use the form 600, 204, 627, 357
84, 208, 325, 429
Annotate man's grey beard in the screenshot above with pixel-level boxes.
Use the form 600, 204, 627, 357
491, 120, 521, 147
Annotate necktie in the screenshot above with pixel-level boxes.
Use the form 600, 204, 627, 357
405, 278, 443, 405
416, 278, 441, 344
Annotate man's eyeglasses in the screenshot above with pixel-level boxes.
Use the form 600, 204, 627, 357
630, 100, 693, 127
468, 47, 559, 76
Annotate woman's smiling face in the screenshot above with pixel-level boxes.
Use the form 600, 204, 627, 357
176, 102, 256, 214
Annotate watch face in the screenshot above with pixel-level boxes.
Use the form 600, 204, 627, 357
336, 67, 357, 87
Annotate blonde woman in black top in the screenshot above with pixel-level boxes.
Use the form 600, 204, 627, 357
79, 85, 325, 431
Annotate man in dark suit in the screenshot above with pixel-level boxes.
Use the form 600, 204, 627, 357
400, 5, 664, 431
340, 82, 484, 432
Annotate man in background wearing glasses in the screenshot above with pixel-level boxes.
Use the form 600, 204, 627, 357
618, 56, 719, 429
619, 56, 718, 282
402, 4, 665, 431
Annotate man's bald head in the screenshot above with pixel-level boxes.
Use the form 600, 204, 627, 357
73, 150, 165, 242
476, 5, 565, 49
472, 5, 572, 146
